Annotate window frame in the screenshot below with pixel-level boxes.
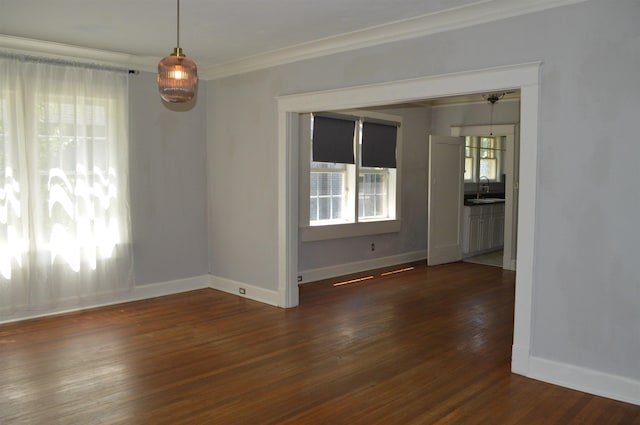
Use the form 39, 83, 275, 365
309, 162, 348, 225
299, 110, 402, 242
464, 135, 505, 183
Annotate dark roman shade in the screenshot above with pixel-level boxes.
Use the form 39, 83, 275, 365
312, 115, 356, 164
361, 121, 398, 168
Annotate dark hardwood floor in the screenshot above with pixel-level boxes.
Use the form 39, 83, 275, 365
1, 262, 638, 424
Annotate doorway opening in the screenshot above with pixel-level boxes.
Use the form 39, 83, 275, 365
277, 62, 540, 376
451, 123, 520, 271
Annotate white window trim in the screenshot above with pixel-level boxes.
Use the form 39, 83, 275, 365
299, 109, 402, 241
464, 135, 505, 183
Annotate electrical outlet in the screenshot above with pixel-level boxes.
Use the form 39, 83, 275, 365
371, 243, 375, 251
239, 288, 246, 295
297, 275, 302, 282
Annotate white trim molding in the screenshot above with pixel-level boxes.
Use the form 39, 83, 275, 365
0, 275, 210, 325
0, 35, 158, 72
277, 61, 541, 385
299, 250, 427, 284
209, 275, 280, 307
300, 220, 402, 242
529, 356, 640, 406
2, 1, 586, 79
201, 0, 587, 79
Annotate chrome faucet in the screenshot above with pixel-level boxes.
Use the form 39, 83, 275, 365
477, 176, 490, 198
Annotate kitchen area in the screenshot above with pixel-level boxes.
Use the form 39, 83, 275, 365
463, 177, 506, 267
436, 93, 520, 272
458, 131, 514, 269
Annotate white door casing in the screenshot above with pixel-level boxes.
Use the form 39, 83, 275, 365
277, 62, 541, 377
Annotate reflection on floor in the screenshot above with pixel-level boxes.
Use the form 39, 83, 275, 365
464, 250, 503, 268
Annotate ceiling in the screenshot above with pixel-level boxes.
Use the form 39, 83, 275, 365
0, 0, 479, 65
0, 0, 583, 79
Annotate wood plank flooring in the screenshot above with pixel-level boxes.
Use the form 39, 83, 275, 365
1, 262, 638, 424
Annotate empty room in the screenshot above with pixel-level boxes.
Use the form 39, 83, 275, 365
1, 0, 639, 423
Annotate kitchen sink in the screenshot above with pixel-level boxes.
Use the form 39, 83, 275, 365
467, 198, 505, 204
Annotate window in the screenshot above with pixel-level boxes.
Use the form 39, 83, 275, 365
464, 136, 504, 182
300, 111, 401, 240
36, 97, 120, 265
310, 162, 345, 223
0, 56, 133, 315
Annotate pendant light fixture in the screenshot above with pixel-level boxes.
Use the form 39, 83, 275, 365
158, 0, 198, 103
482, 92, 505, 136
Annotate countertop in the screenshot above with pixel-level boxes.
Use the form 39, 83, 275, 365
464, 198, 505, 206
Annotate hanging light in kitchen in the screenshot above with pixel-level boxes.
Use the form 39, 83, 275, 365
482, 92, 505, 136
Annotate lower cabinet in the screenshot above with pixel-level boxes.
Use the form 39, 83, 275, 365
463, 203, 504, 257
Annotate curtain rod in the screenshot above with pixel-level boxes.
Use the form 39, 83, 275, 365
0, 51, 138, 74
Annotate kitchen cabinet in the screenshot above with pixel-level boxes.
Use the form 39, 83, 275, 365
463, 203, 504, 257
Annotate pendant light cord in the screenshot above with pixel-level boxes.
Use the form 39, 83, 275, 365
490, 101, 494, 136
177, 0, 181, 48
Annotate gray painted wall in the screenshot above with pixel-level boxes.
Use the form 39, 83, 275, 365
129, 72, 208, 285
206, 72, 280, 288
206, 0, 640, 381
430, 99, 521, 136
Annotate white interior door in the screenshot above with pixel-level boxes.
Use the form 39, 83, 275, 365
427, 135, 465, 266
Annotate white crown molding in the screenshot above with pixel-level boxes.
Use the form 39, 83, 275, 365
0, 34, 158, 72
1, 0, 587, 79
201, 0, 588, 80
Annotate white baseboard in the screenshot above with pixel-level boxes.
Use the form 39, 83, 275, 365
0, 275, 210, 325
527, 355, 640, 406
299, 250, 427, 284
127, 275, 211, 302
511, 344, 530, 376
209, 275, 280, 307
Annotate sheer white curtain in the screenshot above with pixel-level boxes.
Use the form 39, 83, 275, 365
0, 56, 133, 317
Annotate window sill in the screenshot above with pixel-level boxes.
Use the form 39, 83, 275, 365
300, 219, 401, 242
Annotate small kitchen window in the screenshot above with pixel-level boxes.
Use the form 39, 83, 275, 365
464, 136, 505, 182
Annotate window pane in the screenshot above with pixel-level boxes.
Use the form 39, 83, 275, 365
375, 195, 384, 215
358, 171, 388, 219
331, 173, 341, 194
310, 198, 318, 221
331, 196, 341, 218
479, 158, 497, 180
310, 173, 318, 196
318, 198, 330, 220
318, 173, 329, 196
480, 148, 496, 159
464, 157, 473, 181
310, 171, 344, 223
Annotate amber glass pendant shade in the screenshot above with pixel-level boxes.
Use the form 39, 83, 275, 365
157, 0, 198, 103
158, 47, 198, 103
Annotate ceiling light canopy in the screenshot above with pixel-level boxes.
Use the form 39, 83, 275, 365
158, 0, 198, 103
